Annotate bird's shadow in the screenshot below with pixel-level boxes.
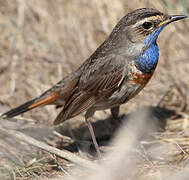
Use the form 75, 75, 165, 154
56, 106, 175, 154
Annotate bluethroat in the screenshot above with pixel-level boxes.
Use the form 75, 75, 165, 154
1, 8, 187, 157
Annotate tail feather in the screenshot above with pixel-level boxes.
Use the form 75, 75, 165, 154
1, 98, 38, 118
1, 93, 57, 119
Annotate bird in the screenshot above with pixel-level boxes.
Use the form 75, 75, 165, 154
1, 8, 187, 157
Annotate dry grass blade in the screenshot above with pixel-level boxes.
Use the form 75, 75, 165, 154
0, 122, 95, 170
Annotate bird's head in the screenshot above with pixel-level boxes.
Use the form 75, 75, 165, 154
109, 8, 187, 57
126, 8, 187, 45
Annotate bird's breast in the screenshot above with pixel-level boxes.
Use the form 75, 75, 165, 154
129, 63, 154, 85
134, 43, 159, 73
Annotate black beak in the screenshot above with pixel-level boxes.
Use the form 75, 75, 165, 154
168, 15, 188, 23
159, 14, 187, 27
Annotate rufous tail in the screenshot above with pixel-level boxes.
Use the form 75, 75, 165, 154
1, 93, 57, 119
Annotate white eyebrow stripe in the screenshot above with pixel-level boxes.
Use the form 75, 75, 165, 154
133, 15, 163, 27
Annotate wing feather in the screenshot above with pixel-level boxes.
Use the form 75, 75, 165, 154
54, 55, 128, 124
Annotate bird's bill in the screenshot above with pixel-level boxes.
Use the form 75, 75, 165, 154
158, 14, 188, 27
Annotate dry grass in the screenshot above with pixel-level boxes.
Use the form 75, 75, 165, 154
0, 0, 189, 179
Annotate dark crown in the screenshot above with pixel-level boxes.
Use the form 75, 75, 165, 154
120, 8, 164, 26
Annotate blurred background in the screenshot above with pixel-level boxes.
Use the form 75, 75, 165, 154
0, 0, 189, 179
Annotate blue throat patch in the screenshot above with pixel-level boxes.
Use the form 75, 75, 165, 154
135, 25, 166, 73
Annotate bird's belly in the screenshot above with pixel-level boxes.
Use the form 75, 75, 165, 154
94, 82, 145, 110
93, 63, 154, 110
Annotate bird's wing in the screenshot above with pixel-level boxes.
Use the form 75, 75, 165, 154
54, 54, 128, 124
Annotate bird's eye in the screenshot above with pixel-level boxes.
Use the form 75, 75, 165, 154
142, 22, 153, 29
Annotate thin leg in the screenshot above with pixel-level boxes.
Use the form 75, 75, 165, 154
85, 109, 101, 158
111, 106, 121, 123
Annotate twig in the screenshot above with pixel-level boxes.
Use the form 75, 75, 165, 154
0, 124, 96, 170
53, 130, 75, 144
157, 85, 173, 108
169, 82, 187, 120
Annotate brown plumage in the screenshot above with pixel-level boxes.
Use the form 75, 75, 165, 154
1, 8, 187, 157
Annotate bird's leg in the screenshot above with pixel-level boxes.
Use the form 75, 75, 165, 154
111, 106, 121, 124
85, 109, 101, 158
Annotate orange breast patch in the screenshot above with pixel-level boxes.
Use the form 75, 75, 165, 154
129, 63, 154, 85
130, 71, 153, 85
